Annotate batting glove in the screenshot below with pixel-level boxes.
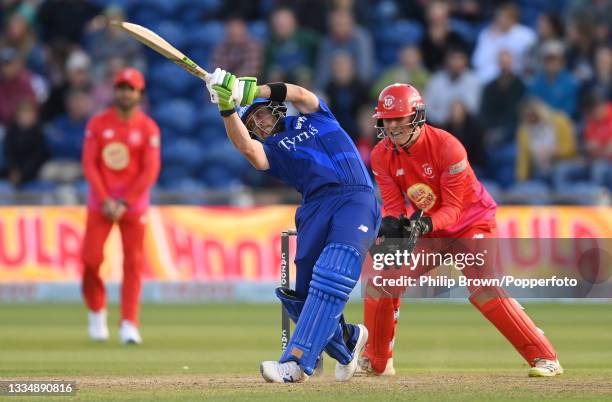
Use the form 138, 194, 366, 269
233, 77, 259, 107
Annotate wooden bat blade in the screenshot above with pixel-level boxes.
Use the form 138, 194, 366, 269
113, 21, 209, 81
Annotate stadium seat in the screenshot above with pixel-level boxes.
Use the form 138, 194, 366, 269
0, 180, 15, 204
504, 180, 551, 205
198, 165, 242, 189
552, 160, 589, 191
151, 21, 187, 51
554, 182, 610, 205
148, 62, 195, 96
186, 22, 225, 51
591, 161, 612, 190
248, 21, 268, 41
449, 18, 480, 46
153, 99, 198, 136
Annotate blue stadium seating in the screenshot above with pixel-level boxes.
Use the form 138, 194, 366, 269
555, 182, 610, 205
552, 160, 589, 190
185, 22, 225, 52
505, 180, 551, 204
152, 99, 198, 135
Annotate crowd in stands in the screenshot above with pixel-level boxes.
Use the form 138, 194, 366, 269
0, 0, 610, 205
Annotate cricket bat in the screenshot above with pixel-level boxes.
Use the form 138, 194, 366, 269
112, 21, 210, 83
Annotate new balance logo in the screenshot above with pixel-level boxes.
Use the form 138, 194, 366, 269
358, 225, 369, 233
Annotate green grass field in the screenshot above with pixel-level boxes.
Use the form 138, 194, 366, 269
1, 302, 611, 401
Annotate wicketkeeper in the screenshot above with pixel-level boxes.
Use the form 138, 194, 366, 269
81, 68, 160, 344
206, 68, 381, 382
361, 83, 563, 377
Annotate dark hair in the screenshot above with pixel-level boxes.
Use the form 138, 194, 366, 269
540, 13, 565, 39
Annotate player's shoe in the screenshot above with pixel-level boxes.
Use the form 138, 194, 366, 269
119, 320, 142, 345
88, 309, 109, 342
260, 361, 308, 383
528, 359, 564, 377
335, 324, 368, 382
357, 356, 396, 376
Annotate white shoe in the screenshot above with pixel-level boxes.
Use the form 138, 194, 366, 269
335, 324, 368, 382
528, 358, 564, 377
88, 309, 109, 342
260, 361, 308, 383
357, 356, 396, 376
119, 320, 142, 345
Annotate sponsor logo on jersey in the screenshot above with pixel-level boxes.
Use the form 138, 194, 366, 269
129, 131, 142, 145
102, 129, 114, 139
358, 224, 369, 233
383, 95, 395, 109
396, 168, 404, 176
102, 142, 129, 170
449, 159, 467, 175
406, 183, 436, 211
294, 116, 307, 129
422, 163, 434, 178
278, 124, 319, 151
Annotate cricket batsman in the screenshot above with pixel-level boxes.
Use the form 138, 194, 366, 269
361, 83, 563, 377
81, 68, 160, 344
205, 67, 381, 382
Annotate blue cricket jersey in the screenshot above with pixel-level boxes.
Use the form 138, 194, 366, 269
262, 98, 373, 201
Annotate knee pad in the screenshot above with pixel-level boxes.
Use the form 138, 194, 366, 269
280, 243, 362, 374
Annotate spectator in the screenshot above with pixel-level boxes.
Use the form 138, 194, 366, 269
583, 94, 612, 161
472, 2, 536, 83
479, 49, 526, 146
0, 47, 36, 127
371, 45, 430, 98
91, 56, 127, 112
212, 16, 263, 78
37, 0, 101, 45
516, 99, 576, 182
1, 12, 45, 75
443, 99, 487, 173
42, 49, 91, 123
315, 8, 373, 89
3, 100, 48, 187
354, 105, 377, 171
419, 0, 468, 72
41, 89, 92, 182
324, 51, 370, 141
263, 6, 319, 83
582, 45, 612, 103
528, 40, 579, 118
424, 46, 481, 125
565, 15, 598, 83
85, 6, 145, 81
524, 13, 565, 77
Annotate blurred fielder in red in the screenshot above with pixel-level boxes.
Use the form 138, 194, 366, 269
361, 83, 563, 377
81, 68, 160, 344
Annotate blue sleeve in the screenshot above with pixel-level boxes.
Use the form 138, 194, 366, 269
303, 97, 337, 122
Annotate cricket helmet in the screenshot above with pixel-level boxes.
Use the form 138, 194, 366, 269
238, 97, 287, 140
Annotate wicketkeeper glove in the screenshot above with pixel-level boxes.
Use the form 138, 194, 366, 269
399, 210, 433, 237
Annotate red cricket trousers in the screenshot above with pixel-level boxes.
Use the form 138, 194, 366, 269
81, 209, 147, 324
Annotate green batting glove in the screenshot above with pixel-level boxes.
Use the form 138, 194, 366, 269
235, 77, 260, 107
212, 84, 235, 112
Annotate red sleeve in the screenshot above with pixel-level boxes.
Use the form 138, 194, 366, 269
81, 118, 109, 202
371, 145, 406, 218
430, 137, 468, 231
122, 119, 161, 205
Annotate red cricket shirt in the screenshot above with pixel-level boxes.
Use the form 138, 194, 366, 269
371, 123, 496, 237
82, 107, 160, 213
